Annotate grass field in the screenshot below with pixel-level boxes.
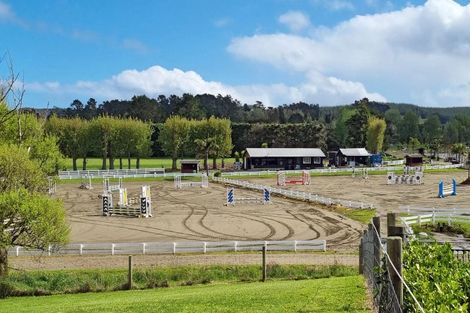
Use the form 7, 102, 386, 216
0, 276, 371, 313
64, 158, 236, 171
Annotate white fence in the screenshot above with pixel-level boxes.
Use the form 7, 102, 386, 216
58, 168, 205, 180
213, 177, 374, 209
8, 240, 326, 257
399, 206, 470, 235
220, 163, 463, 178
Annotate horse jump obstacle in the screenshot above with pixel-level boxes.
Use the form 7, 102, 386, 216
103, 177, 122, 192
277, 171, 310, 186
225, 187, 271, 205
80, 175, 93, 190
352, 168, 368, 180
174, 174, 208, 189
47, 177, 56, 195
438, 179, 457, 198
102, 185, 152, 217
387, 166, 424, 185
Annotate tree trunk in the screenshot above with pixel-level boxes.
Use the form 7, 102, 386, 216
212, 157, 217, 170
83, 157, 87, 170
0, 247, 8, 277
101, 156, 107, 170
119, 158, 123, 170
136, 158, 140, 169
128, 154, 131, 169
205, 149, 209, 175
72, 157, 77, 171
222, 158, 225, 169
172, 158, 177, 171
109, 156, 115, 170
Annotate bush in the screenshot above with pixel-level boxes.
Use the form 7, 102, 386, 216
213, 171, 221, 177
403, 240, 470, 312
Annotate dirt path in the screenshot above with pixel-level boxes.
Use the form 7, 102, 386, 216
11, 253, 358, 270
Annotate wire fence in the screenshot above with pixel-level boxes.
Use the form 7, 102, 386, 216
213, 176, 374, 209
8, 239, 327, 257
361, 225, 403, 313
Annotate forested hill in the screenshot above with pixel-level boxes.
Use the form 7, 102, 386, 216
27, 94, 470, 124
320, 102, 470, 123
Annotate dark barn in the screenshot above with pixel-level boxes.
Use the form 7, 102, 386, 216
329, 148, 370, 167
180, 160, 200, 173
244, 148, 326, 170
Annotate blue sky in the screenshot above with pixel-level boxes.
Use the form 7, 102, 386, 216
2, 0, 470, 107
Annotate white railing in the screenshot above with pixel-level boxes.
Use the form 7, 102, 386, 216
220, 163, 463, 178
213, 177, 374, 209
8, 240, 326, 257
57, 169, 206, 180
399, 206, 470, 235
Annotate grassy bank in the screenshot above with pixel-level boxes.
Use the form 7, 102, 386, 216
0, 275, 370, 313
0, 264, 357, 298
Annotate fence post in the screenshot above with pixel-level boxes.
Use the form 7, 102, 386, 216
372, 217, 381, 266
387, 237, 403, 307
127, 255, 133, 290
262, 246, 267, 282
358, 238, 363, 274
203, 242, 207, 254
387, 213, 396, 237
112, 244, 115, 255
173, 242, 177, 255
16, 246, 20, 257
294, 240, 297, 253
142, 243, 146, 255
79, 244, 83, 256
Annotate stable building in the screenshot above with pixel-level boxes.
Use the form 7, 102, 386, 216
244, 148, 326, 170
329, 148, 370, 167
180, 160, 200, 173
405, 154, 423, 167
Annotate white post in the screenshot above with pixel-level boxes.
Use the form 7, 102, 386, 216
323, 241, 327, 252
112, 243, 115, 255
142, 243, 146, 255
264, 241, 268, 251
234, 241, 238, 252
173, 242, 177, 255
48, 245, 51, 256
203, 242, 207, 254
16, 246, 20, 257
294, 240, 297, 253
79, 244, 83, 256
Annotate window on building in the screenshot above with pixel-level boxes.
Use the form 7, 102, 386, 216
303, 157, 311, 164
313, 157, 321, 164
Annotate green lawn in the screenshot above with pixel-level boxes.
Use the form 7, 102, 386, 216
0, 276, 371, 313
64, 158, 236, 171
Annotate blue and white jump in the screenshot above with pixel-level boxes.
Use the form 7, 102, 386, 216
438, 179, 457, 198
226, 187, 271, 205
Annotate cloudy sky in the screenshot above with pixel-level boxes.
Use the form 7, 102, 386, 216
2, 0, 470, 107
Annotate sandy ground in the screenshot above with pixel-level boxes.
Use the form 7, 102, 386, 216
248, 171, 470, 214
11, 253, 358, 270
56, 180, 363, 251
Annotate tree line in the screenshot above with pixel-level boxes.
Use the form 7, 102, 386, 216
31, 94, 470, 155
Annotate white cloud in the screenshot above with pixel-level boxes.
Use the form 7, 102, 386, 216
312, 0, 354, 11
278, 11, 311, 32
26, 65, 385, 106
0, 1, 13, 20
228, 0, 470, 106
214, 17, 231, 28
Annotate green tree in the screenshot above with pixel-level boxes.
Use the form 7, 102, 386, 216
0, 189, 69, 276
158, 116, 190, 170
346, 99, 370, 147
399, 111, 419, 143
423, 114, 442, 145
366, 117, 386, 154
451, 143, 468, 163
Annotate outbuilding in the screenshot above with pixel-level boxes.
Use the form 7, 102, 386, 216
244, 148, 326, 170
405, 154, 423, 167
180, 160, 200, 173
329, 148, 371, 167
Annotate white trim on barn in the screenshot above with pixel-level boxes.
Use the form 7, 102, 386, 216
245, 148, 326, 158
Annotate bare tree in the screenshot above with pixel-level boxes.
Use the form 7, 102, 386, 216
0, 52, 24, 128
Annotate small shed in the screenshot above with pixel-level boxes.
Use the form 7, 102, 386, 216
180, 160, 200, 173
244, 148, 326, 170
330, 148, 370, 167
405, 154, 423, 167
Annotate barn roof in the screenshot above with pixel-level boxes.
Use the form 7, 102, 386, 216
246, 148, 326, 158
339, 148, 370, 157
180, 159, 200, 164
